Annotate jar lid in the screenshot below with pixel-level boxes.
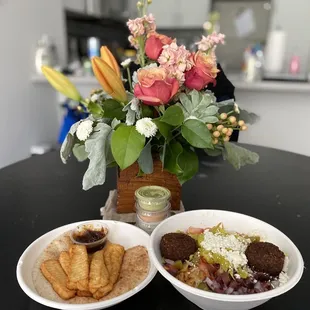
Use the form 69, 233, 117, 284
135, 186, 171, 210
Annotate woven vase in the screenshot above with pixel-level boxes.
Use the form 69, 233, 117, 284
116, 158, 181, 213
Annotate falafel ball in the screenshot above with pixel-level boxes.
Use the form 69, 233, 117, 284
245, 242, 285, 277
160, 233, 197, 261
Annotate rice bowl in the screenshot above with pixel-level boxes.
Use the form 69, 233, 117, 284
149, 210, 304, 310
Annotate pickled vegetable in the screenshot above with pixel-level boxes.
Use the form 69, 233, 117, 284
197, 282, 210, 291
174, 260, 183, 270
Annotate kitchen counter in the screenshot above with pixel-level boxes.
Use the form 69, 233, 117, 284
31, 74, 100, 85
227, 73, 310, 93
32, 74, 310, 93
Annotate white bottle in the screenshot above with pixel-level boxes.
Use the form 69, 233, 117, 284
35, 35, 58, 74
264, 26, 286, 73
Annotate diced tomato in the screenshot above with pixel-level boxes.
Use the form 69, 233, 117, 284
198, 258, 217, 279
187, 227, 204, 234
198, 260, 211, 278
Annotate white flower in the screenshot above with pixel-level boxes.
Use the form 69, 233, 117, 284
91, 93, 99, 102
234, 103, 240, 114
135, 117, 157, 138
121, 58, 132, 68
76, 120, 94, 141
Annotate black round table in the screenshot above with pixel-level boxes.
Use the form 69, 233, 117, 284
1, 145, 309, 310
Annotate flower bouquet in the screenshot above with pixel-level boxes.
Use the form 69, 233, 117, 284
42, 0, 258, 212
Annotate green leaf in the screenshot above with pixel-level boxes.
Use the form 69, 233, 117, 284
122, 101, 136, 125
153, 118, 172, 139
138, 139, 153, 174
105, 131, 115, 167
178, 90, 218, 123
164, 142, 183, 174
223, 142, 259, 170
204, 106, 219, 116
87, 102, 104, 117
190, 89, 201, 105
111, 118, 121, 129
181, 120, 212, 148
60, 121, 80, 164
72, 144, 88, 162
82, 123, 112, 190
111, 125, 145, 170
215, 98, 235, 108
141, 104, 153, 118
103, 99, 126, 120
204, 148, 223, 157
204, 116, 219, 123
161, 105, 184, 126
177, 148, 199, 184
239, 109, 260, 125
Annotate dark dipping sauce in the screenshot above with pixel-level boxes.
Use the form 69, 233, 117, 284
73, 229, 107, 253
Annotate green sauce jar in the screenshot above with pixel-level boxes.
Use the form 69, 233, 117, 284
135, 186, 171, 211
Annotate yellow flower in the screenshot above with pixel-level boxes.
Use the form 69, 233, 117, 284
41, 66, 81, 101
100, 46, 121, 78
91, 56, 127, 103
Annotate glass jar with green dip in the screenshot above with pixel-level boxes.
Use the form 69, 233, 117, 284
135, 186, 171, 211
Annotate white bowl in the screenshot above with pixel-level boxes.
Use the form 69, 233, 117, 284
17, 220, 157, 310
149, 210, 304, 310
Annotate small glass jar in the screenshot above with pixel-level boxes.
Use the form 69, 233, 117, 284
135, 202, 171, 223
136, 214, 163, 234
135, 186, 171, 211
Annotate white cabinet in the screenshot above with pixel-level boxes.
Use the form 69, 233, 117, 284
63, 0, 86, 13
179, 0, 211, 28
128, 0, 210, 28
86, 0, 104, 17
63, 0, 103, 17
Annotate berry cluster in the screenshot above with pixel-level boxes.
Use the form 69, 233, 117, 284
207, 113, 247, 145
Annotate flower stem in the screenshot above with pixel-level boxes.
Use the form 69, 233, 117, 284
143, 0, 148, 15
169, 131, 181, 142
80, 98, 88, 107
139, 37, 146, 67
154, 106, 163, 116
172, 125, 181, 132
127, 67, 133, 92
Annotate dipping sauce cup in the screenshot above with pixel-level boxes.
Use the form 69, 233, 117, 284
135, 186, 171, 211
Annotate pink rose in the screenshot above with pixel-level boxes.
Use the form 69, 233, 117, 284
184, 51, 219, 90
134, 67, 179, 106
145, 32, 173, 60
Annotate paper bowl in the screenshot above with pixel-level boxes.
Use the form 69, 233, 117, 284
149, 210, 304, 310
17, 220, 157, 310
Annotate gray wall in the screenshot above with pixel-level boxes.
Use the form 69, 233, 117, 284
0, 0, 67, 168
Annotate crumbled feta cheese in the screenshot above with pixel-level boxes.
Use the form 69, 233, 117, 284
279, 272, 289, 286
200, 231, 250, 269
282, 256, 289, 273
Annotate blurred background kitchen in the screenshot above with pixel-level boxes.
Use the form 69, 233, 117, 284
1, 0, 310, 169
